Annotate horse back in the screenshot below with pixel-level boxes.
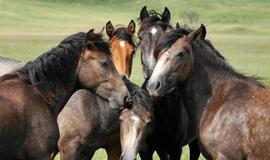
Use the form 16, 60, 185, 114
200, 81, 270, 159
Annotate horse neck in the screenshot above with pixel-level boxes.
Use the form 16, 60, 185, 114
48, 74, 78, 116
179, 63, 211, 130
180, 46, 258, 130
96, 96, 120, 134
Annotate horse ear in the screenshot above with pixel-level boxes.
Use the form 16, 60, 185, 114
85, 29, 95, 47
106, 21, 115, 39
140, 6, 149, 21
161, 7, 171, 23
127, 20, 136, 35
188, 24, 206, 41
176, 22, 180, 29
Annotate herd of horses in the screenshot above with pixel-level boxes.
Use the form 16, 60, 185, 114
0, 5, 269, 160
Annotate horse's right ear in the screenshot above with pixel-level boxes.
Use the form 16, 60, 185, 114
140, 6, 149, 21
161, 7, 171, 23
85, 29, 95, 47
127, 20, 136, 35
106, 21, 115, 39
176, 22, 180, 29
187, 24, 206, 41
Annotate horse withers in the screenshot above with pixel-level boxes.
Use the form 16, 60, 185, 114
147, 24, 270, 160
0, 29, 128, 159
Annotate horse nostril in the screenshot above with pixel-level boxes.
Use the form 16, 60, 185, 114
146, 69, 152, 77
146, 81, 162, 92
155, 81, 161, 90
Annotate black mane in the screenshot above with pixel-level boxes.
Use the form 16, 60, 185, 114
192, 40, 263, 86
138, 10, 172, 35
154, 25, 194, 58
114, 27, 136, 46
86, 32, 111, 55
123, 77, 153, 115
17, 32, 85, 104
17, 31, 111, 106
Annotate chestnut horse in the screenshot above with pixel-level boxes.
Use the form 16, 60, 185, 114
138, 6, 201, 160
106, 20, 136, 77
0, 29, 128, 159
147, 24, 270, 160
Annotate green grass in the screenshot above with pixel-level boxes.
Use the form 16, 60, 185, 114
0, 0, 270, 159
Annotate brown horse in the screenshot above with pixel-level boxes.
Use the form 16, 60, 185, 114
106, 20, 136, 77
56, 77, 153, 160
0, 29, 128, 159
147, 24, 270, 160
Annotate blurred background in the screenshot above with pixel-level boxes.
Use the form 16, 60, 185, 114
0, 0, 269, 159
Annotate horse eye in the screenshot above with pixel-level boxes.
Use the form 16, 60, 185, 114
177, 52, 184, 58
99, 61, 108, 67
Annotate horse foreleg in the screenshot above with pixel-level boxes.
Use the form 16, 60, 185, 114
50, 149, 59, 160
189, 138, 201, 160
105, 144, 121, 160
168, 148, 182, 160
58, 138, 81, 160
139, 149, 154, 160
156, 150, 170, 160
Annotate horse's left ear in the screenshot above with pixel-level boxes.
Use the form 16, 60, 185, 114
188, 24, 206, 41
85, 29, 95, 47
127, 20, 136, 35
176, 22, 180, 29
161, 7, 171, 23
106, 21, 115, 39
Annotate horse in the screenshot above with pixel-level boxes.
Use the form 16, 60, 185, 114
56, 77, 153, 160
52, 21, 152, 160
0, 29, 129, 159
147, 24, 270, 160
106, 20, 136, 77
118, 77, 154, 160
138, 6, 173, 79
138, 6, 201, 160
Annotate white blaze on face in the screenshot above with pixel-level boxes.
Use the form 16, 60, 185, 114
119, 41, 126, 48
149, 51, 169, 83
151, 27, 157, 36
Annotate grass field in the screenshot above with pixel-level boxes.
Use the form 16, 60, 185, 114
0, 0, 269, 159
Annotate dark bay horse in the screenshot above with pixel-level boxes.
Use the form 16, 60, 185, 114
147, 24, 270, 160
0, 29, 128, 159
106, 20, 136, 77
138, 6, 200, 160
